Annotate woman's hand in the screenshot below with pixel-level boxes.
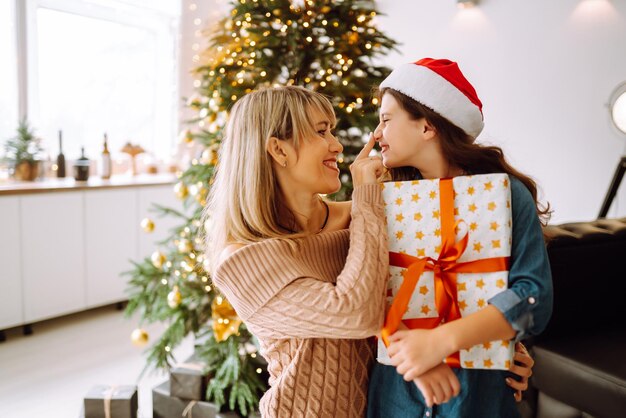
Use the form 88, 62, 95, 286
413, 363, 461, 408
350, 133, 384, 186
507, 342, 534, 402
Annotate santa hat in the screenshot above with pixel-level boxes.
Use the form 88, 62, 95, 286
380, 58, 484, 139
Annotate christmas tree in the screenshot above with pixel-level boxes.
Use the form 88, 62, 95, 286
125, 0, 397, 415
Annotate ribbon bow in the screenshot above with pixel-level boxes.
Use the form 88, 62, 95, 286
381, 178, 509, 367
182, 401, 198, 418
102, 385, 119, 418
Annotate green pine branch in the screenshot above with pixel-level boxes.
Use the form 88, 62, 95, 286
148, 203, 189, 220
196, 331, 266, 417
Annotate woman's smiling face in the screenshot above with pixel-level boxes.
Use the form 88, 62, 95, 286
288, 108, 344, 195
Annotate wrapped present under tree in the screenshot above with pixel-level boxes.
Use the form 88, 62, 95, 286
170, 353, 210, 401
152, 380, 260, 418
83, 384, 137, 418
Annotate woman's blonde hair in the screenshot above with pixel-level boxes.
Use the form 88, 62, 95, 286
203, 85, 336, 273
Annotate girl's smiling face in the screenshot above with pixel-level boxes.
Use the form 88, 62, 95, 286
374, 92, 430, 169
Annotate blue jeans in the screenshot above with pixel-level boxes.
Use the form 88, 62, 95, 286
367, 363, 521, 418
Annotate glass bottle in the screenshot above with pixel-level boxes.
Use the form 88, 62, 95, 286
56, 130, 66, 178
101, 133, 112, 179
74, 146, 90, 181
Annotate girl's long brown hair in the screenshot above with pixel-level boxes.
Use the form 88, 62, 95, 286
380, 88, 552, 226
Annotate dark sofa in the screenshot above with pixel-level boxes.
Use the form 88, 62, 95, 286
524, 217, 626, 418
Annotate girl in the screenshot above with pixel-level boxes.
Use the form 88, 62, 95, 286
367, 58, 553, 417
205, 85, 536, 418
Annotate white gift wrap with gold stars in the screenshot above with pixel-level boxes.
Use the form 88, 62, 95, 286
377, 174, 515, 370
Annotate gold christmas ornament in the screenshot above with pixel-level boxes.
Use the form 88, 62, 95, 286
181, 258, 195, 272
178, 239, 193, 253
210, 145, 220, 165
208, 122, 219, 134
211, 296, 242, 342
151, 251, 166, 269
130, 328, 149, 347
187, 95, 203, 110
200, 149, 213, 165
348, 32, 359, 45
194, 186, 208, 206
167, 286, 182, 308
180, 130, 194, 144
140, 218, 155, 233
174, 182, 189, 200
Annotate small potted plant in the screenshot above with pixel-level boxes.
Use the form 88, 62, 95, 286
2, 119, 43, 181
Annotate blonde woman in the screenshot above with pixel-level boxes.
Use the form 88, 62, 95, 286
205, 86, 534, 418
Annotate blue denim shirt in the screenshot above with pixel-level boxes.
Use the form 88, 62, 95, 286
488, 177, 553, 341
367, 176, 553, 418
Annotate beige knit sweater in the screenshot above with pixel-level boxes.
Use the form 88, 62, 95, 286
213, 184, 389, 418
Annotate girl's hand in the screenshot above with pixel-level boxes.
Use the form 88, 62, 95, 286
413, 363, 461, 408
387, 328, 451, 381
507, 342, 534, 402
350, 133, 384, 186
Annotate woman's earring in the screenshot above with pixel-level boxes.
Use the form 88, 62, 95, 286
282, 160, 287, 167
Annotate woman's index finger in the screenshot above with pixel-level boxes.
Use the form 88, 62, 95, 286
355, 133, 376, 160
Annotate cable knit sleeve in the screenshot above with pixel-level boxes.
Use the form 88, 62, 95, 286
213, 184, 389, 340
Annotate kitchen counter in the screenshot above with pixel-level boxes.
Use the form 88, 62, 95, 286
0, 173, 177, 195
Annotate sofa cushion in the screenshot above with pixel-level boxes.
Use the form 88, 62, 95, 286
542, 217, 626, 337
532, 332, 626, 418
536, 392, 595, 418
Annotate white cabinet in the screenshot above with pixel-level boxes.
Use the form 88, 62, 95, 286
21, 193, 85, 323
0, 197, 23, 329
85, 189, 138, 307
1, 177, 180, 330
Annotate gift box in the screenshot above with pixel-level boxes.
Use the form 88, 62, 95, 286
378, 174, 514, 370
152, 380, 251, 418
83, 384, 137, 418
170, 353, 210, 400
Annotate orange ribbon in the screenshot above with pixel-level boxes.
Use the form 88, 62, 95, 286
381, 178, 510, 368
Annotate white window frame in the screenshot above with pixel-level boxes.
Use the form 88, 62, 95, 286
0, 0, 19, 148
20, 0, 180, 159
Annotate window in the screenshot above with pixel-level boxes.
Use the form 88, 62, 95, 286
26, 0, 179, 161
0, 0, 18, 147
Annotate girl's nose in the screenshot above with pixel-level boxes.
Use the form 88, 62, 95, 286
373, 123, 383, 141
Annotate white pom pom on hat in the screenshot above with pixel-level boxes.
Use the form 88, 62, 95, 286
380, 58, 484, 139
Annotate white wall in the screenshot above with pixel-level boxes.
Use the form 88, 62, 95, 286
376, 0, 626, 223
178, 0, 626, 224
179, 0, 229, 127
